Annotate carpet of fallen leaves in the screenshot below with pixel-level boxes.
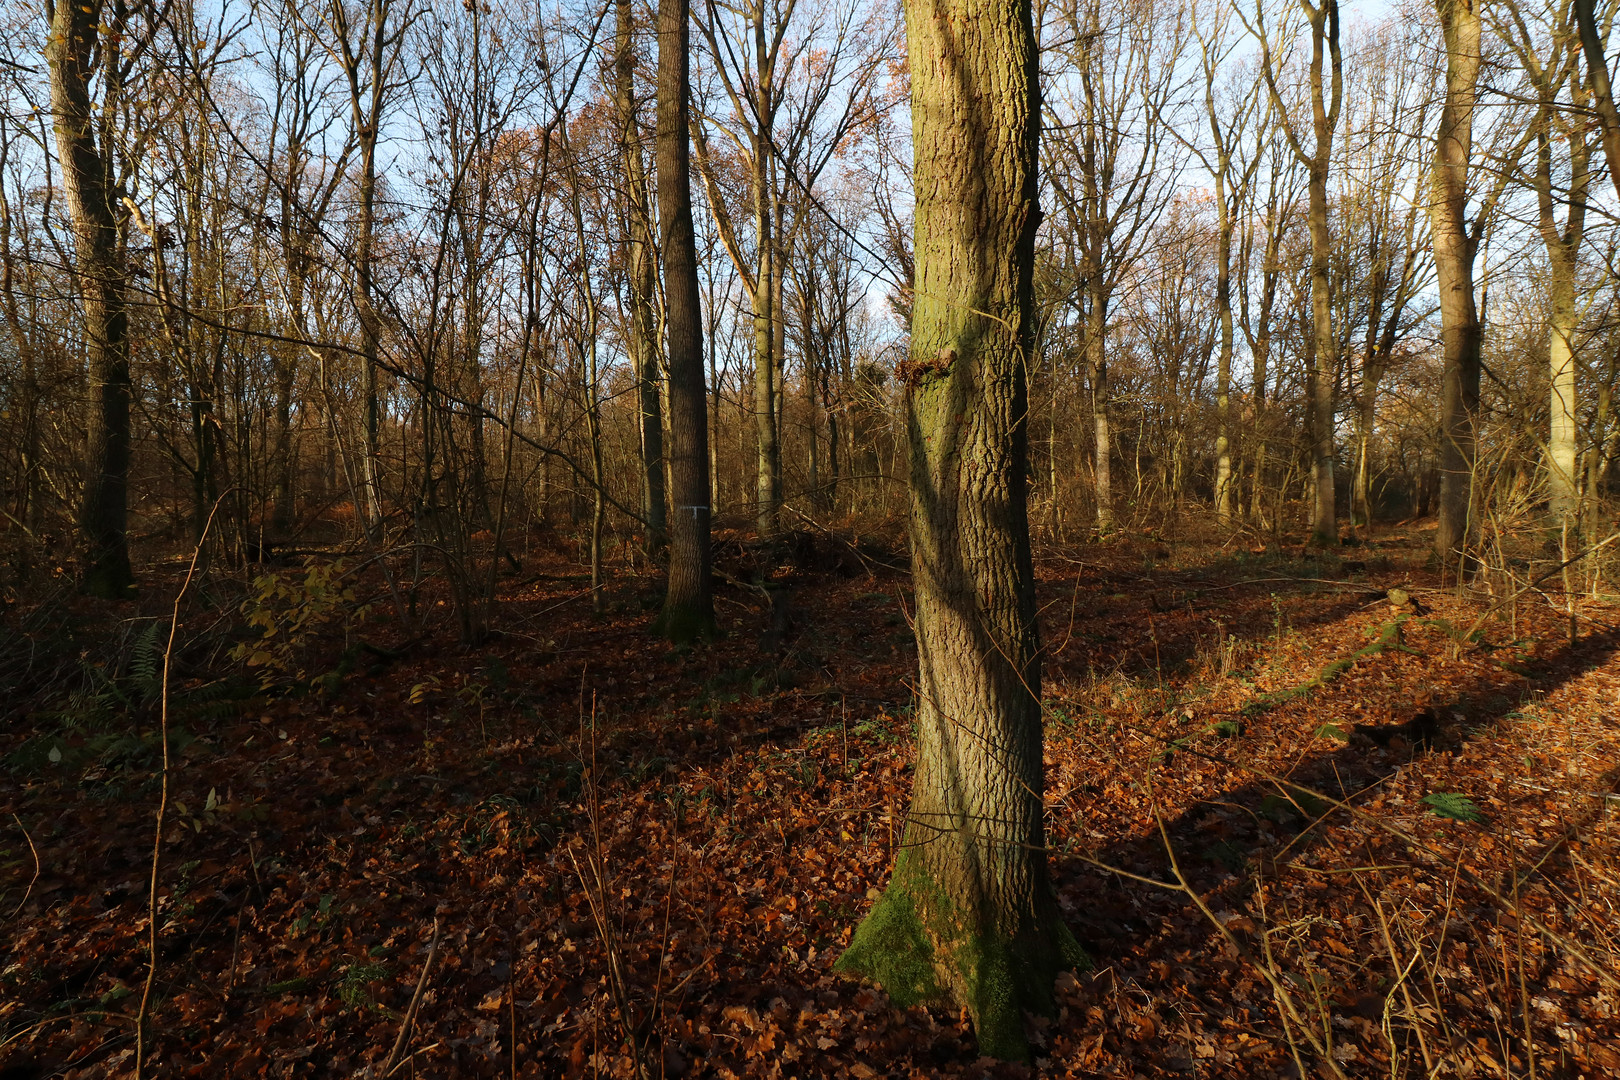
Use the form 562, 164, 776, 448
3, 522, 1619, 1079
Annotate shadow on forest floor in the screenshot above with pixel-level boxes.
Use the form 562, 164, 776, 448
3, 527, 1618, 1078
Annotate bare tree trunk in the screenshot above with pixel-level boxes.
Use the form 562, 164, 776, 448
1574, 0, 1620, 202
333, 0, 399, 539
1522, 20, 1592, 530
652, 0, 715, 642
616, 0, 667, 556
1243, 163, 1286, 529
836, 0, 1081, 1059
753, 161, 780, 538
1213, 204, 1235, 523
1088, 301, 1111, 532
1256, 0, 1342, 546
1429, 0, 1483, 566
47, 0, 134, 597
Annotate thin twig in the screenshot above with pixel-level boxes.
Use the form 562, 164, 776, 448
7, 813, 39, 919
377, 918, 442, 1079
135, 496, 224, 1080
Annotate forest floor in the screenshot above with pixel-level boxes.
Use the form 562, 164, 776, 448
2, 521, 1619, 1079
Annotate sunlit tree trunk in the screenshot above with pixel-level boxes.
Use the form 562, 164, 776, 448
1256, 0, 1342, 546
753, 156, 781, 538
1522, 19, 1592, 530
836, 0, 1081, 1059
1087, 303, 1111, 532
652, 0, 715, 642
1429, 0, 1483, 565
1303, 8, 1340, 546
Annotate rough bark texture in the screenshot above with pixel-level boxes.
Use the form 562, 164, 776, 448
46, 0, 134, 598
835, 0, 1083, 1059
652, 0, 715, 643
1429, 0, 1482, 566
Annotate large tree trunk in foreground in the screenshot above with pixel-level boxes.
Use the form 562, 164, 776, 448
835, 0, 1082, 1059
651, 0, 715, 643
1430, 0, 1483, 567
47, 0, 134, 598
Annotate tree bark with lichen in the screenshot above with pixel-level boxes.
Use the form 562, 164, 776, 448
835, 0, 1083, 1059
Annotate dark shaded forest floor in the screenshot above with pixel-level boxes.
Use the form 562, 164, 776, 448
2, 522, 1618, 1079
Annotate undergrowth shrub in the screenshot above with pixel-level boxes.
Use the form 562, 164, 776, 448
231, 558, 370, 693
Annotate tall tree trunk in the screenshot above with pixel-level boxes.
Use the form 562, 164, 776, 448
1249, 326, 1270, 527
1087, 297, 1111, 532
1303, 17, 1339, 546
836, 0, 1082, 1059
1213, 186, 1235, 523
652, 0, 715, 642
1545, 245, 1581, 528
272, 343, 297, 534
616, 0, 666, 557
1531, 47, 1591, 531
753, 156, 781, 538
1258, 0, 1340, 545
1429, 0, 1483, 566
336, 0, 394, 539
1245, 177, 1283, 529
46, 0, 134, 598
1352, 358, 1387, 528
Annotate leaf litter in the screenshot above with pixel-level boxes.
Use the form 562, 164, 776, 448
1, 527, 1617, 1078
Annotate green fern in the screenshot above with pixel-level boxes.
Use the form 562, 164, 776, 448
1421, 791, 1486, 824
128, 621, 165, 705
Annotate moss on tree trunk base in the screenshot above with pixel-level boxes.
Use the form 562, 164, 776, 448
836, 852, 1088, 1061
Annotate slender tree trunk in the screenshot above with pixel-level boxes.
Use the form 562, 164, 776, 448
1429, 0, 1483, 566
587, 314, 605, 615
836, 0, 1082, 1059
336, 0, 394, 539
1087, 298, 1111, 532
47, 0, 134, 598
1532, 62, 1590, 530
1246, 195, 1282, 529
1574, 0, 1620, 203
1213, 188, 1235, 523
272, 343, 297, 533
1258, 0, 1339, 544
753, 160, 781, 538
1583, 382, 1614, 538
1306, 152, 1336, 545
1249, 334, 1269, 527
615, 0, 667, 556
652, 0, 715, 642
1352, 360, 1385, 527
